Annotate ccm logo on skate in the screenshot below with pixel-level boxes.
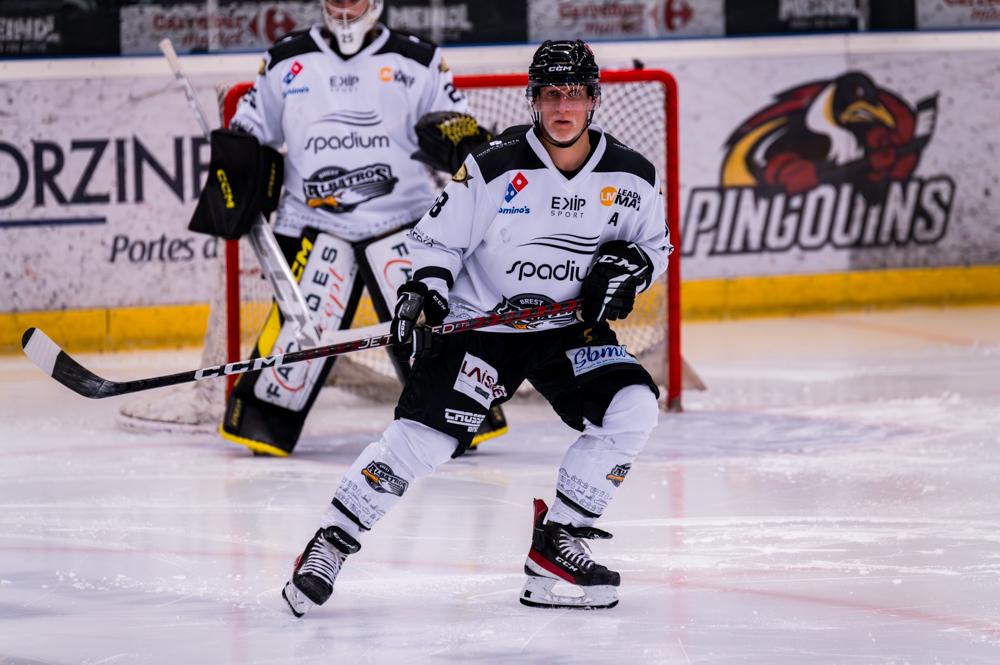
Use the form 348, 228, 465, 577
565, 345, 637, 376
555, 556, 579, 572
361, 462, 408, 496
444, 408, 485, 432
453, 352, 507, 409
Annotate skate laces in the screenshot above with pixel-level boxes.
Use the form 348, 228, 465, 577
557, 528, 597, 571
297, 533, 345, 585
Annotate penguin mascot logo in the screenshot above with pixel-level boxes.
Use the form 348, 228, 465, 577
722, 71, 937, 198
682, 71, 955, 258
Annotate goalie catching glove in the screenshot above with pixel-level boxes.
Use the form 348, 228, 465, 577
390, 279, 449, 359
580, 241, 653, 322
188, 129, 283, 239
411, 111, 492, 174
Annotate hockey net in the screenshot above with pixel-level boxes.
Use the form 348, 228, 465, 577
118, 69, 685, 432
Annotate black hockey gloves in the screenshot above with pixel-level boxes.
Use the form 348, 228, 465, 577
391, 280, 449, 358
188, 129, 283, 239
580, 241, 653, 322
411, 111, 492, 174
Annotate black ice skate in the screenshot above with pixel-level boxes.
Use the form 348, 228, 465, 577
520, 498, 621, 609
282, 526, 361, 617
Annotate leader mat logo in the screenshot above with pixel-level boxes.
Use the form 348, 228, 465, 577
599, 186, 641, 210
683, 71, 955, 258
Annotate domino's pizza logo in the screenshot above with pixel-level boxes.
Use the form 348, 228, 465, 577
504, 172, 529, 202
283, 60, 303, 85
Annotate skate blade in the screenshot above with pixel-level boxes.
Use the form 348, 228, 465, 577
282, 580, 315, 617
519, 575, 619, 610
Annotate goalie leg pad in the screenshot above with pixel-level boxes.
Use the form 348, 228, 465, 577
221, 229, 360, 456
322, 418, 457, 538
548, 384, 659, 526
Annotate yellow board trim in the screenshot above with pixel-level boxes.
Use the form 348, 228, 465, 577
3, 265, 1000, 355
1, 304, 209, 355
683, 265, 1000, 320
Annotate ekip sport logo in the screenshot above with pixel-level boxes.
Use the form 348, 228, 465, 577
683, 71, 955, 258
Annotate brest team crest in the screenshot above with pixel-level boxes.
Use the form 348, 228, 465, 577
491, 294, 576, 330
684, 71, 955, 258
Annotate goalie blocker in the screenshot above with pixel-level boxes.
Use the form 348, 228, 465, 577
222, 225, 507, 457
189, 129, 283, 239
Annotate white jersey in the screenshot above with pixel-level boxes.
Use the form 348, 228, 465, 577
231, 24, 468, 242
408, 125, 673, 332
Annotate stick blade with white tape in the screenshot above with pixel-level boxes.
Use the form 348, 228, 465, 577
22, 328, 113, 399
21, 328, 196, 399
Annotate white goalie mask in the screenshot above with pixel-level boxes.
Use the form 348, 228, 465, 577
321, 0, 383, 55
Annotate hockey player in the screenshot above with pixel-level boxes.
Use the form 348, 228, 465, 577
281, 39, 673, 614
190, 0, 506, 456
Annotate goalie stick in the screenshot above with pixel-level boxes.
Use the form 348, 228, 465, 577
159, 38, 322, 348
21, 300, 581, 400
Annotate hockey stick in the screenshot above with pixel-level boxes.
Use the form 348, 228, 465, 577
158, 38, 322, 348
21, 300, 581, 400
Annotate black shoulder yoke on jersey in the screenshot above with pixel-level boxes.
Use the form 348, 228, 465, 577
267, 30, 321, 71
472, 125, 545, 183
375, 29, 436, 68
593, 133, 657, 188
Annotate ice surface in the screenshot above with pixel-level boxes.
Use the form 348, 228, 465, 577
1, 306, 999, 664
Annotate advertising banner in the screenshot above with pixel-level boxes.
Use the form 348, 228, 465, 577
673, 49, 999, 279
726, 0, 867, 35
2, 35, 998, 319
916, 0, 1000, 29
528, 0, 724, 41
384, 0, 528, 44
119, 1, 316, 54
0, 74, 226, 312
0, 2, 118, 56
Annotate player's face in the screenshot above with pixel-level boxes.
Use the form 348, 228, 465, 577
533, 85, 595, 144
323, 0, 369, 22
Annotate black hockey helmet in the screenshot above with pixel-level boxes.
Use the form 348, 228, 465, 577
526, 40, 601, 145
527, 39, 600, 93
